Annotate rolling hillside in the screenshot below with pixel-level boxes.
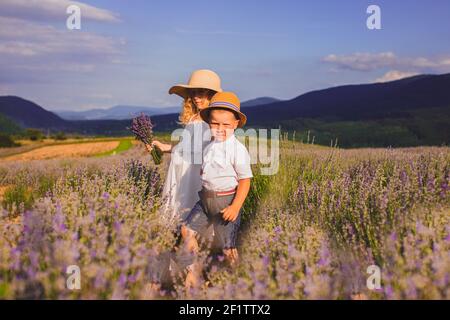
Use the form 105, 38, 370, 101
0, 96, 73, 131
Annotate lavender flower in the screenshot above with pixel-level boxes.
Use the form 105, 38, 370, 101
0, 141, 448, 300
128, 113, 163, 165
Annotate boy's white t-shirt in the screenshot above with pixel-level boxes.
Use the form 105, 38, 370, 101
201, 134, 253, 191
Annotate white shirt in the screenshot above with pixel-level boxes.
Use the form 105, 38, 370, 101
201, 134, 253, 191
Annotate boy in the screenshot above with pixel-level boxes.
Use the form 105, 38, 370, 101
180, 92, 252, 288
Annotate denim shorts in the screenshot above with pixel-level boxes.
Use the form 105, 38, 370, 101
183, 188, 241, 249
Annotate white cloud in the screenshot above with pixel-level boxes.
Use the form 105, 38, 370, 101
323, 52, 397, 71
0, 16, 124, 75
375, 70, 419, 83
323, 52, 450, 73
77, 103, 111, 110
0, 17, 120, 56
0, 0, 120, 23
88, 93, 114, 100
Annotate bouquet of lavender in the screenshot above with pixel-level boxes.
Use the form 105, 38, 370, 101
129, 113, 163, 165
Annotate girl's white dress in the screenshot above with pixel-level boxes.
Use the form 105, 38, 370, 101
161, 119, 211, 222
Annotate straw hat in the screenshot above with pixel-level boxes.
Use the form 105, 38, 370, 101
200, 92, 247, 128
168, 69, 222, 99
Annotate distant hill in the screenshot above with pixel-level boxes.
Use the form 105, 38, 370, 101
54, 105, 181, 120
0, 96, 73, 131
239, 73, 450, 146
242, 73, 450, 124
241, 97, 280, 107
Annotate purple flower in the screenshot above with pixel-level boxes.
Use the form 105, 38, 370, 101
94, 270, 106, 289
426, 178, 435, 192
118, 273, 127, 287
317, 243, 331, 267
89, 209, 96, 222
128, 113, 162, 164
128, 113, 155, 145
384, 285, 394, 299
113, 221, 122, 233
400, 170, 408, 184
53, 209, 67, 233
389, 232, 397, 242
444, 234, 450, 242
262, 255, 270, 268
440, 180, 449, 197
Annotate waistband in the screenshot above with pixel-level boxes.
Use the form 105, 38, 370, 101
200, 187, 237, 198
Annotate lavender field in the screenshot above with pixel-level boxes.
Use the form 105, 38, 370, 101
0, 140, 449, 299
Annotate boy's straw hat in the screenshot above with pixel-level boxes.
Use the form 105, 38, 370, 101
200, 91, 247, 128
168, 69, 222, 99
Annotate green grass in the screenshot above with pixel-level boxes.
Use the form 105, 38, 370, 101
1, 175, 58, 217
2, 184, 34, 215
241, 164, 272, 224
94, 139, 133, 157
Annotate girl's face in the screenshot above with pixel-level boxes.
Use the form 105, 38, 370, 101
189, 89, 214, 110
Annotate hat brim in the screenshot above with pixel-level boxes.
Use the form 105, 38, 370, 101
168, 84, 221, 99
199, 106, 247, 128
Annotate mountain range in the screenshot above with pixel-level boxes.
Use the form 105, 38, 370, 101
1, 73, 449, 147
0, 95, 282, 132
52, 97, 281, 121
53, 105, 181, 121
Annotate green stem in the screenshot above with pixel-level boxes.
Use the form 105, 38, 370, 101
150, 145, 163, 165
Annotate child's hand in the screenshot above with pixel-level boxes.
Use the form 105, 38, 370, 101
152, 140, 171, 153
144, 143, 153, 152
221, 205, 240, 222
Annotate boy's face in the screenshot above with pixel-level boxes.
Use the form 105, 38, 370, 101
209, 109, 239, 141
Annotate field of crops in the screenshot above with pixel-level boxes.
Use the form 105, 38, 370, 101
0, 139, 448, 299
0, 138, 136, 161
1, 141, 120, 162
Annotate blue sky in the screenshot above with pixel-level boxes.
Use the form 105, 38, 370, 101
1, 0, 449, 111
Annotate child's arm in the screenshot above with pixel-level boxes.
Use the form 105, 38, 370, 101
145, 140, 172, 153
221, 178, 251, 222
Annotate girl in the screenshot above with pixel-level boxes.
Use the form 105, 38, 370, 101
147, 69, 222, 222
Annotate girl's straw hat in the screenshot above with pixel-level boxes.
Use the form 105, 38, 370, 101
168, 69, 222, 99
200, 91, 247, 128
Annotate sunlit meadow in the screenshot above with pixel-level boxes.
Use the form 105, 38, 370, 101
0, 138, 448, 299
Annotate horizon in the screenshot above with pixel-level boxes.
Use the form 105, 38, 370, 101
1, 1, 450, 111
2, 71, 448, 113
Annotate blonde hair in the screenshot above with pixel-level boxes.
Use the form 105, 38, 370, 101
178, 97, 198, 125
178, 90, 216, 125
